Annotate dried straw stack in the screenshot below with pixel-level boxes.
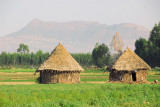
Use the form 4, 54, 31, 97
111, 47, 151, 71
37, 43, 84, 72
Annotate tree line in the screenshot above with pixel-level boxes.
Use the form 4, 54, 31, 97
0, 43, 94, 67
0, 43, 113, 68
0, 50, 50, 68
135, 22, 160, 67
71, 53, 93, 66
0, 51, 95, 68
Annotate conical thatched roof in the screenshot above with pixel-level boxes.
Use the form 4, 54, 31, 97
110, 47, 151, 71
37, 43, 84, 72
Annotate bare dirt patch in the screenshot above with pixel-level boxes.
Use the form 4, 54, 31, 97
0, 82, 36, 85
81, 81, 108, 83
80, 73, 107, 75
0, 72, 39, 75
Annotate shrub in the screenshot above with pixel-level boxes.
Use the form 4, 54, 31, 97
155, 67, 160, 71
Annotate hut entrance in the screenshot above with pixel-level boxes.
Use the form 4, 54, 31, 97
132, 72, 136, 81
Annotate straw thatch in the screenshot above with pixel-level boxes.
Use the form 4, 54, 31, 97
109, 47, 151, 82
111, 47, 151, 71
37, 43, 83, 72
36, 43, 83, 84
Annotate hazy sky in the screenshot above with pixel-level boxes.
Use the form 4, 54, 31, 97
0, 0, 160, 37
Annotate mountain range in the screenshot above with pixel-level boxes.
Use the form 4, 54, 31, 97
0, 19, 150, 53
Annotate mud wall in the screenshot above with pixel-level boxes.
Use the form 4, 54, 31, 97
109, 70, 147, 82
136, 70, 147, 82
40, 71, 80, 84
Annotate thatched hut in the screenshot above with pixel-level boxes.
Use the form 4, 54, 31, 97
36, 43, 84, 84
109, 47, 151, 82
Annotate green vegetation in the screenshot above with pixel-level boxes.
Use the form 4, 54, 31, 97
0, 83, 160, 107
81, 78, 108, 81
135, 22, 160, 67
83, 69, 105, 73
92, 43, 112, 68
0, 51, 49, 68
71, 53, 93, 66
17, 43, 29, 54
0, 42, 96, 68
0, 68, 159, 106
0, 52, 95, 68
147, 72, 160, 82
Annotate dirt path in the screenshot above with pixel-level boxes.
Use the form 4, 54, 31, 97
80, 73, 108, 75
81, 81, 108, 83
0, 72, 39, 75
0, 82, 36, 85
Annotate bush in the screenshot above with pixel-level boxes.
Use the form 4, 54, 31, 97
155, 67, 160, 71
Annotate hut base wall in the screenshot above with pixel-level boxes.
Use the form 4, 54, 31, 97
109, 71, 132, 82
122, 72, 132, 82
40, 71, 80, 84
109, 71, 124, 81
109, 70, 147, 82
136, 70, 147, 82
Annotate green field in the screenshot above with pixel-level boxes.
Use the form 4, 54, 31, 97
0, 68, 160, 106
0, 83, 160, 107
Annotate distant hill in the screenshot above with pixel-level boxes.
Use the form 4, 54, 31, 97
0, 19, 150, 53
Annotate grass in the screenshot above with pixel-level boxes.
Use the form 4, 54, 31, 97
0, 71, 38, 82
83, 69, 105, 73
0, 68, 160, 106
0, 68, 105, 73
147, 78, 160, 82
0, 83, 160, 107
82, 75, 109, 76
81, 78, 108, 81
147, 75, 160, 77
